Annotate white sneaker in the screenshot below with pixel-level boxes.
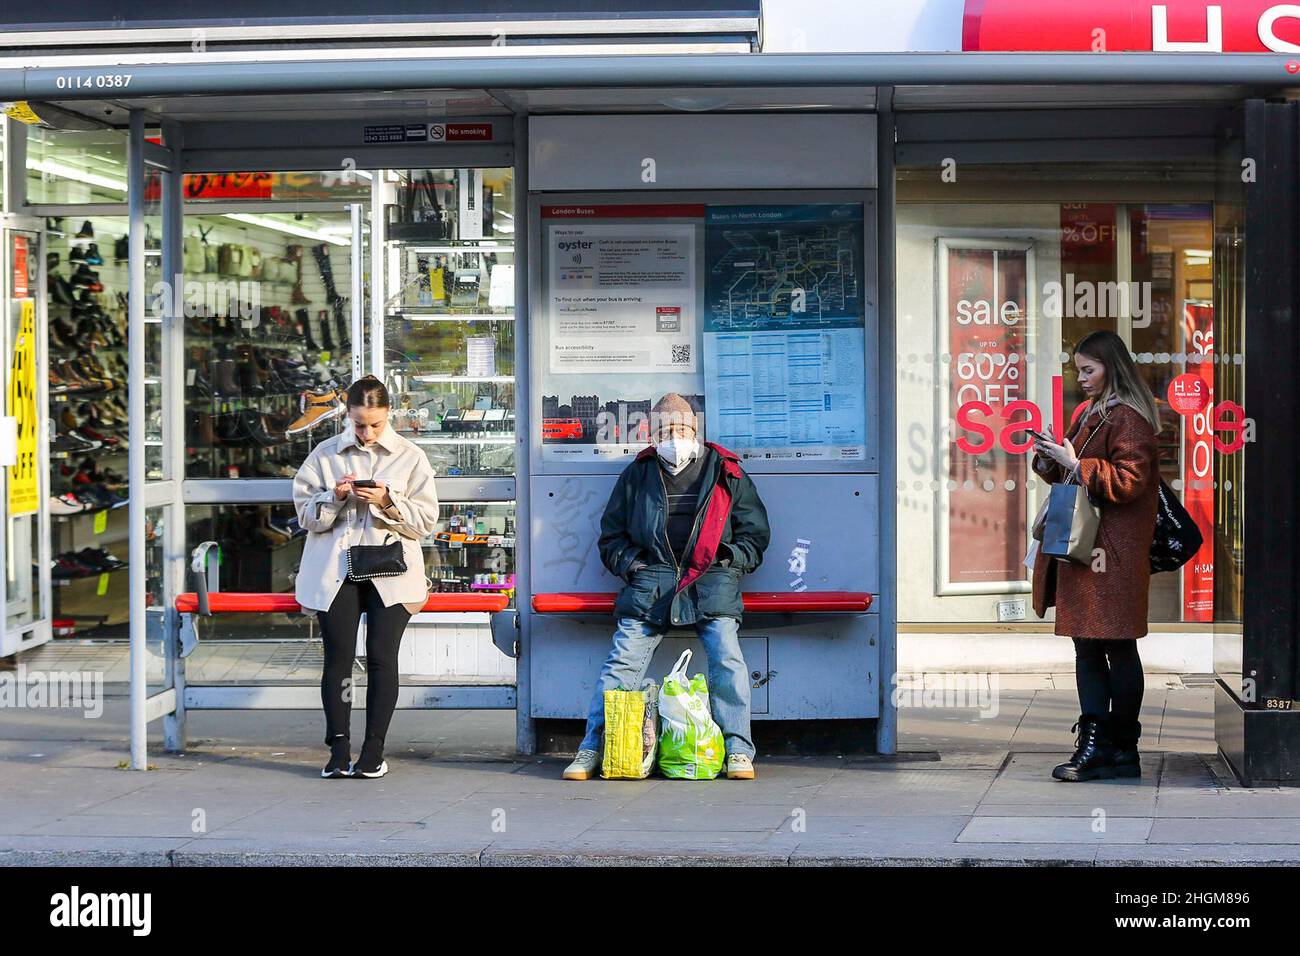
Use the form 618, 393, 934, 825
562, 749, 601, 780
726, 753, 756, 780
50, 493, 87, 516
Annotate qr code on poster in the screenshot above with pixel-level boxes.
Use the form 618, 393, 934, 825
671, 344, 692, 365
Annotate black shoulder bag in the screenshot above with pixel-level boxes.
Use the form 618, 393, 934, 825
1150, 480, 1203, 573
345, 483, 407, 581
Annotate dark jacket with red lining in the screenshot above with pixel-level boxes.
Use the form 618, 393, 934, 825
598, 442, 770, 627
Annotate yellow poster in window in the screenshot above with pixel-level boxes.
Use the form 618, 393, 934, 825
1, 102, 42, 125
8, 299, 38, 517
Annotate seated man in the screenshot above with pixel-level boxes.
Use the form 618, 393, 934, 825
563, 393, 771, 781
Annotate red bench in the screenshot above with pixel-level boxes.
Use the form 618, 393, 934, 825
175, 592, 510, 614
532, 592, 872, 614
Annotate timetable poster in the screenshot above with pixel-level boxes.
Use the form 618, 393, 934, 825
544, 205, 700, 375
540, 204, 706, 463
702, 204, 867, 462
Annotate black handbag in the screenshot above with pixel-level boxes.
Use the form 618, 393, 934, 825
1150, 480, 1204, 573
346, 533, 407, 581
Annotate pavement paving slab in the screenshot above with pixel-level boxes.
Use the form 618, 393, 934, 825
0, 684, 1296, 865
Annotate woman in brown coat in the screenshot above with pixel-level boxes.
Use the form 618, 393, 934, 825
1031, 330, 1161, 782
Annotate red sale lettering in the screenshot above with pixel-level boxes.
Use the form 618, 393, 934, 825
1001, 401, 1041, 454
954, 374, 1066, 453
955, 401, 996, 455
1212, 400, 1247, 453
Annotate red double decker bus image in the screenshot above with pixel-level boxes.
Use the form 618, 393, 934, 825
542, 418, 583, 441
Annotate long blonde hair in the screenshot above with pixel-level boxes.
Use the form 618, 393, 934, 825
1075, 330, 1162, 435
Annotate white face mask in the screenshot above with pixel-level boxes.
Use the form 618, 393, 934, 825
656, 436, 698, 475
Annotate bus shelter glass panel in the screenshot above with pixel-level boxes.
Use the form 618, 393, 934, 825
48, 215, 135, 638
182, 500, 518, 644
429, 501, 517, 604
381, 168, 515, 478
27, 128, 135, 204
181, 205, 366, 478
145, 504, 170, 694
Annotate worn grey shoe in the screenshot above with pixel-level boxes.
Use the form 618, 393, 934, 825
726, 753, 756, 780
562, 749, 601, 780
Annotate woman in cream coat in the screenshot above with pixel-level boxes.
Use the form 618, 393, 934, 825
293, 376, 440, 779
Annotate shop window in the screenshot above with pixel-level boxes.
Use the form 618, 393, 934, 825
26, 127, 161, 204
47, 215, 136, 639
380, 168, 515, 478
179, 170, 370, 205
26, 129, 366, 205
896, 161, 1245, 630
181, 209, 360, 478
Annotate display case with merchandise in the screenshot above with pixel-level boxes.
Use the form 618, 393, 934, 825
381, 168, 515, 480
182, 217, 358, 480
45, 216, 135, 637
427, 501, 516, 602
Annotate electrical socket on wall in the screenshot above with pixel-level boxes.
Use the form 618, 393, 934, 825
996, 598, 1026, 623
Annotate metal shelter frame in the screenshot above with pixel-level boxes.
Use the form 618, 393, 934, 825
0, 50, 1289, 769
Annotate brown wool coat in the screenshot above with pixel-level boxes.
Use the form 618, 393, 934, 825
1031, 403, 1159, 639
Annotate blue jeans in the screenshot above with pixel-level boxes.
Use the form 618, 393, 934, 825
579, 615, 755, 759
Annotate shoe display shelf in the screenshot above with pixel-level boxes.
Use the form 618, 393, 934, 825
45, 217, 136, 637
182, 221, 357, 480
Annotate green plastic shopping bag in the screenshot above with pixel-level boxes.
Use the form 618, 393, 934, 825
656, 649, 724, 780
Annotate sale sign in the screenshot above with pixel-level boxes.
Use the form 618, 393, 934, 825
1182, 302, 1215, 622
943, 243, 1030, 589
143, 171, 273, 202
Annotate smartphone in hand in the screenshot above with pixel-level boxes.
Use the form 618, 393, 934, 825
351, 479, 378, 488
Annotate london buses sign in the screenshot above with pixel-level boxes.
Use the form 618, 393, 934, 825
964, 0, 1300, 52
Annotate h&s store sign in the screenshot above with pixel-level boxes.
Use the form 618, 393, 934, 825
964, 0, 1300, 52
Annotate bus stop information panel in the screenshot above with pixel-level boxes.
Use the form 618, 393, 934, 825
526, 115, 880, 727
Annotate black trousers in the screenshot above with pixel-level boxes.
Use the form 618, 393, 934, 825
318, 579, 412, 747
1072, 637, 1144, 725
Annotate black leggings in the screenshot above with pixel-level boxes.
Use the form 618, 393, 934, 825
318, 580, 412, 747
1073, 637, 1144, 724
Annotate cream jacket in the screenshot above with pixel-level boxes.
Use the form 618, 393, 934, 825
292, 421, 440, 616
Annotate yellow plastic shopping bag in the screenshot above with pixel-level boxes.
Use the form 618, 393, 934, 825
601, 681, 659, 779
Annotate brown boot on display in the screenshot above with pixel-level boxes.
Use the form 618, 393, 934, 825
286, 388, 345, 436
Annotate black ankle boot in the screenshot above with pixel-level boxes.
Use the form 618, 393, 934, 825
1110, 718, 1142, 777
353, 737, 388, 778
1052, 714, 1116, 781
321, 735, 352, 778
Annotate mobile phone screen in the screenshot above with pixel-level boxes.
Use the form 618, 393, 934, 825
352, 479, 377, 488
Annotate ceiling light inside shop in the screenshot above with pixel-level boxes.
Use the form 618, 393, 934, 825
27, 159, 127, 193
222, 213, 351, 246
